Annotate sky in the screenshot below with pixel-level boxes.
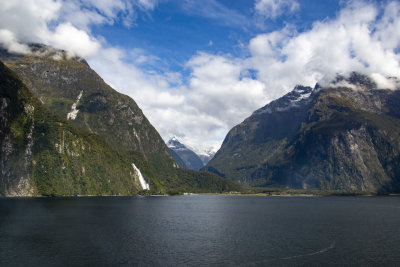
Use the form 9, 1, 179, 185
0, 0, 400, 154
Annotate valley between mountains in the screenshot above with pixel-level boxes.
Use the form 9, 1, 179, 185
1, 45, 400, 196
0, 45, 239, 196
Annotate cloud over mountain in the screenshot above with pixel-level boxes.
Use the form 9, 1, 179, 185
249, 0, 400, 99
0, 0, 399, 154
0, 0, 157, 57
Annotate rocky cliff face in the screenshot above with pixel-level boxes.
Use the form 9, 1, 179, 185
167, 137, 204, 171
205, 73, 400, 193
0, 61, 145, 196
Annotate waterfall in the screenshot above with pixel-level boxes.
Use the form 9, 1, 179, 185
132, 163, 150, 190
67, 90, 83, 120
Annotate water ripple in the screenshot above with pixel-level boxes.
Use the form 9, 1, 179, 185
246, 241, 336, 266
280, 241, 336, 260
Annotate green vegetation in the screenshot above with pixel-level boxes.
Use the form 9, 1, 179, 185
1, 61, 142, 196
47, 97, 74, 118
1, 45, 240, 196
241, 187, 376, 196
1, 49, 188, 192
168, 168, 241, 193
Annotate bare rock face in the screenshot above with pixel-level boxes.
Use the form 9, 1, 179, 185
206, 73, 400, 193
0, 98, 35, 196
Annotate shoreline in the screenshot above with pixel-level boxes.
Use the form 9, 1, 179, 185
2, 192, 399, 198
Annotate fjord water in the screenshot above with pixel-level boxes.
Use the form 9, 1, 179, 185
1, 196, 399, 266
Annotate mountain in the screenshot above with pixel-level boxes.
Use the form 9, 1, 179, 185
197, 149, 216, 165
0, 44, 240, 195
167, 137, 204, 171
205, 72, 400, 193
0, 44, 173, 181
0, 61, 146, 196
168, 148, 188, 169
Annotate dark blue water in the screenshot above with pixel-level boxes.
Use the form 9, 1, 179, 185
1, 195, 400, 266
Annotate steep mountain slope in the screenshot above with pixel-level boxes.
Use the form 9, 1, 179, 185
0, 45, 174, 184
167, 137, 204, 170
0, 61, 146, 196
206, 73, 400, 193
169, 148, 188, 169
1, 45, 240, 194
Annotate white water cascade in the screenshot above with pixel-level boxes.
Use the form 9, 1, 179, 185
132, 163, 150, 190
67, 90, 83, 120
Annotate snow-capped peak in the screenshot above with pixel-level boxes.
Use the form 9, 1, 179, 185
253, 85, 314, 115
167, 137, 187, 151
167, 137, 217, 165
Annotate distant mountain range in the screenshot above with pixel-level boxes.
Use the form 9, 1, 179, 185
167, 137, 215, 171
205, 72, 400, 193
0, 44, 240, 196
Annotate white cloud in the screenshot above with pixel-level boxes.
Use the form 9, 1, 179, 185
370, 73, 399, 90
255, 0, 300, 19
248, 0, 400, 101
88, 49, 266, 152
0, 0, 156, 57
137, 0, 159, 10
181, 0, 248, 27
375, 1, 400, 50
61, 0, 138, 29
0, 29, 30, 54
0, 0, 61, 47
186, 53, 266, 127
42, 23, 101, 58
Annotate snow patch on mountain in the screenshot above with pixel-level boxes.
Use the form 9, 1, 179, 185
253, 85, 314, 115
194, 147, 217, 165
167, 137, 207, 170
167, 137, 188, 151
